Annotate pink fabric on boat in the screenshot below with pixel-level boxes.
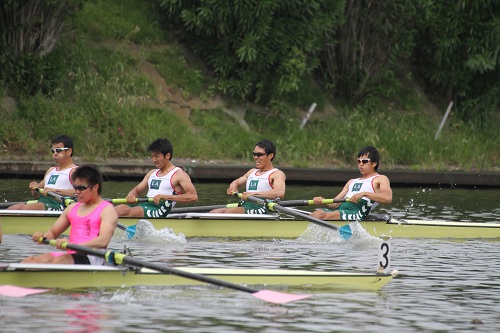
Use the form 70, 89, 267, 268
252, 290, 311, 304
0, 285, 52, 297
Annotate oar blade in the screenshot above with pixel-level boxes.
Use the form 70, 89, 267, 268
0, 285, 53, 297
126, 225, 137, 239
339, 224, 353, 240
252, 290, 311, 304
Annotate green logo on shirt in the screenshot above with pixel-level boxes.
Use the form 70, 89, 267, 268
47, 175, 59, 185
248, 180, 259, 191
150, 179, 162, 190
352, 183, 362, 191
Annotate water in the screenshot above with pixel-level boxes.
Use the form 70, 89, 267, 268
1, 179, 500, 332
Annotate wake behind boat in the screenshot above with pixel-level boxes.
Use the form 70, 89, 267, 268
1, 209, 500, 239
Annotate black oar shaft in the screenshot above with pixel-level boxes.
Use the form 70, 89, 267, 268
0, 201, 23, 209
244, 195, 340, 231
49, 240, 258, 293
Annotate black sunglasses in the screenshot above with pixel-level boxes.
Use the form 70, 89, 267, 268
357, 159, 371, 164
73, 185, 90, 191
51, 147, 70, 154
252, 152, 267, 157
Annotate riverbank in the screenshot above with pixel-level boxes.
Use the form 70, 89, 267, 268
1, 159, 498, 188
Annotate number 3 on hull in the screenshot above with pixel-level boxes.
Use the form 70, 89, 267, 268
378, 239, 391, 274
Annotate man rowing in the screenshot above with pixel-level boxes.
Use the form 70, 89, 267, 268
114, 138, 198, 218
22, 165, 118, 265
8, 135, 77, 211
210, 139, 286, 214
311, 146, 392, 221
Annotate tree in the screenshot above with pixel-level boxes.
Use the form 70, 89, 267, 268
0, 0, 82, 94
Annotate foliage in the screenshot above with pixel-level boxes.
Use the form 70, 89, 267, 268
157, 0, 344, 109
413, 0, 500, 126
320, 0, 418, 104
75, 0, 166, 44
0, 0, 498, 171
0, 0, 83, 95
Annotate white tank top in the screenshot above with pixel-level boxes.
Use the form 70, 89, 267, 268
345, 174, 380, 210
246, 168, 278, 192
44, 166, 77, 189
146, 167, 181, 199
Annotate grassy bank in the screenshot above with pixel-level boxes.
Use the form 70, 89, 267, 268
0, 0, 498, 172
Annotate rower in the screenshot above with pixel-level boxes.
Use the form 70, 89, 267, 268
311, 146, 393, 221
210, 139, 286, 215
21, 165, 118, 265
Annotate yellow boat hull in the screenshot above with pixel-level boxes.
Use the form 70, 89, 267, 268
1, 210, 499, 239
0, 264, 394, 291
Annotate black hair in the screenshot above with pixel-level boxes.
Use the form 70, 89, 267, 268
71, 164, 103, 195
52, 135, 74, 156
358, 146, 380, 171
148, 138, 173, 160
256, 139, 276, 161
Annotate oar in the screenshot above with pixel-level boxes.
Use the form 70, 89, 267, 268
278, 198, 348, 207
0, 200, 40, 209
41, 238, 311, 304
105, 198, 240, 213
0, 201, 23, 208
104, 198, 153, 204
35, 188, 75, 208
109, 202, 243, 239
235, 193, 352, 240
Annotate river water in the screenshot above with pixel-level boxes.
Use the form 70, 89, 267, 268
1, 179, 499, 332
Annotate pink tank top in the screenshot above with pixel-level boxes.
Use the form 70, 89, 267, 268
66, 201, 111, 252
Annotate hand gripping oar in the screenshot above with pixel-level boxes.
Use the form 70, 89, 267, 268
39, 189, 135, 239
278, 198, 348, 207
107, 200, 242, 239
106, 198, 239, 213
235, 193, 352, 240
35, 188, 76, 208
41, 238, 311, 304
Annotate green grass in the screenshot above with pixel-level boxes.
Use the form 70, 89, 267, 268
0, 0, 498, 171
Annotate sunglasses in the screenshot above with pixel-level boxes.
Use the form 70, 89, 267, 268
51, 147, 70, 154
252, 152, 267, 157
73, 185, 90, 191
357, 158, 371, 164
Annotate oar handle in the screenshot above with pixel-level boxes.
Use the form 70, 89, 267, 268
105, 198, 152, 204
36, 188, 75, 207
306, 198, 348, 205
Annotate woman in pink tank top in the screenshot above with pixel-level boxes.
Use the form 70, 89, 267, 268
22, 165, 118, 265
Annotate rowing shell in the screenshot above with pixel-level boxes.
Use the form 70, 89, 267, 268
1, 210, 500, 239
0, 263, 395, 291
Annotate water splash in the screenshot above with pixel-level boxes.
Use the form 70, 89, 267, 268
296, 221, 381, 245
113, 220, 186, 244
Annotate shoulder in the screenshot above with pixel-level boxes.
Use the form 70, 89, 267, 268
270, 169, 286, 179
244, 169, 257, 177
374, 174, 390, 182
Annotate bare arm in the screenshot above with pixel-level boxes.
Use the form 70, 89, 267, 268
350, 175, 392, 204
241, 169, 286, 200
125, 170, 154, 203
226, 169, 255, 195
153, 170, 198, 204
29, 168, 54, 199
31, 204, 72, 241
313, 180, 352, 209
